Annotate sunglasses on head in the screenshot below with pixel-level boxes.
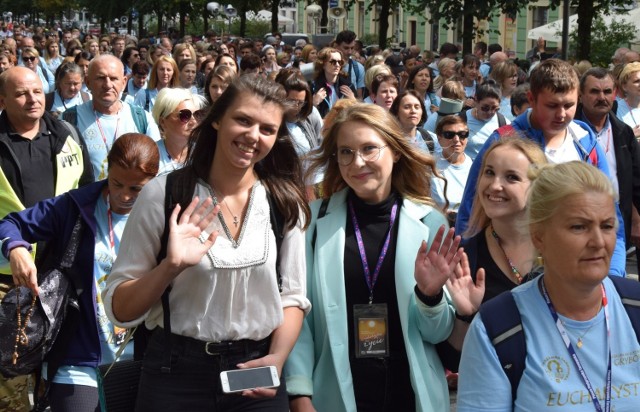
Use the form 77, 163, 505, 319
177, 109, 206, 123
23, 56, 36, 62
441, 130, 470, 139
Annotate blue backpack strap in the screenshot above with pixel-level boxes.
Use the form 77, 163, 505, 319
608, 276, 640, 344
129, 104, 148, 134
478, 291, 526, 404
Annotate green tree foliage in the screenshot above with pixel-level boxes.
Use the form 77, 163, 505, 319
549, 0, 632, 61
568, 17, 635, 67
410, 0, 529, 54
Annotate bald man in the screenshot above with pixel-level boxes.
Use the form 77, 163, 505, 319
0, 67, 92, 411
62, 55, 160, 179
624, 51, 640, 64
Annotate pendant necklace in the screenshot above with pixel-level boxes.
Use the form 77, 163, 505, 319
490, 225, 523, 284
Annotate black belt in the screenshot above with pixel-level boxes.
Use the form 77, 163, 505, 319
162, 330, 271, 357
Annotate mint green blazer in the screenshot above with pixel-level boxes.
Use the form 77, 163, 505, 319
285, 189, 454, 412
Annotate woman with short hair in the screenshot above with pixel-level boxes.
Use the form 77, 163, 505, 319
152, 87, 207, 175
21, 47, 55, 93
458, 160, 640, 411
0, 133, 159, 411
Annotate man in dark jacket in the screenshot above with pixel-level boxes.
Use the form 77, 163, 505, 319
0, 66, 92, 411
574, 67, 640, 262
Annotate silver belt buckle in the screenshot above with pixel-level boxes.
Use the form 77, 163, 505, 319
205, 341, 222, 355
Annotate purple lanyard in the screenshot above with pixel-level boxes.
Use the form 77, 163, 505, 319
348, 198, 399, 304
540, 278, 611, 412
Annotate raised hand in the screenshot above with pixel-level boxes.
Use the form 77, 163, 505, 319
165, 196, 220, 274
414, 225, 462, 297
446, 252, 485, 316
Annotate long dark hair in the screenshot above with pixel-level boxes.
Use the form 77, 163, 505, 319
185, 75, 310, 229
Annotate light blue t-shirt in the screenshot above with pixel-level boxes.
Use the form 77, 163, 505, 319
499, 96, 515, 122
51, 91, 84, 115
133, 87, 159, 112
46, 196, 133, 386
72, 101, 161, 179
615, 98, 640, 129
458, 276, 640, 412
464, 109, 508, 161
431, 154, 473, 212
156, 139, 185, 176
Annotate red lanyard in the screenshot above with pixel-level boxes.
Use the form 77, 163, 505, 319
94, 110, 120, 152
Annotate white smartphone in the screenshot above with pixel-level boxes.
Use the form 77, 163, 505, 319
220, 366, 280, 394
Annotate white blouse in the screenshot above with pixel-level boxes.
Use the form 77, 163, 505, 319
102, 176, 310, 342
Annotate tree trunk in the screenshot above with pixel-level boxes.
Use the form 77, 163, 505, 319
138, 12, 145, 38
203, 3, 208, 34
239, 2, 249, 37
271, 0, 279, 34
320, 0, 329, 33
378, 1, 391, 49
462, 0, 474, 54
179, 1, 187, 38
575, 0, 594, 60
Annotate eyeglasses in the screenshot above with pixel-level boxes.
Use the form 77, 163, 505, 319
176, 109, 206, 123
335, 145, 388, 166
479, 105, 500, 114
441, 130, 470, 139
23, 56, 36, 62
286, 98, 306, 108
327, 59, 342, 66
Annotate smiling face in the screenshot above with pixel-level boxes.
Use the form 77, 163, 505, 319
396, 94, 423, 130
212, 92, 283, 173
532, 192, 616, 287
478, 145, 532, 221
337, 120, 398, 204
107, 164, 153, 214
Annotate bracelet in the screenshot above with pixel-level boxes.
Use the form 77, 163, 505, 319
455, 312, 476, 323
414, 285, 443, 307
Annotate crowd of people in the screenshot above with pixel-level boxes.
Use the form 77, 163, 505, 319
0, 21, 640, 412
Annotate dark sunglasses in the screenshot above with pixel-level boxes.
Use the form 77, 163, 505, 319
23, 56, 36, 62
177, 109, 206, 123
441, 130, 470, 139
328, 59, 342, 66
